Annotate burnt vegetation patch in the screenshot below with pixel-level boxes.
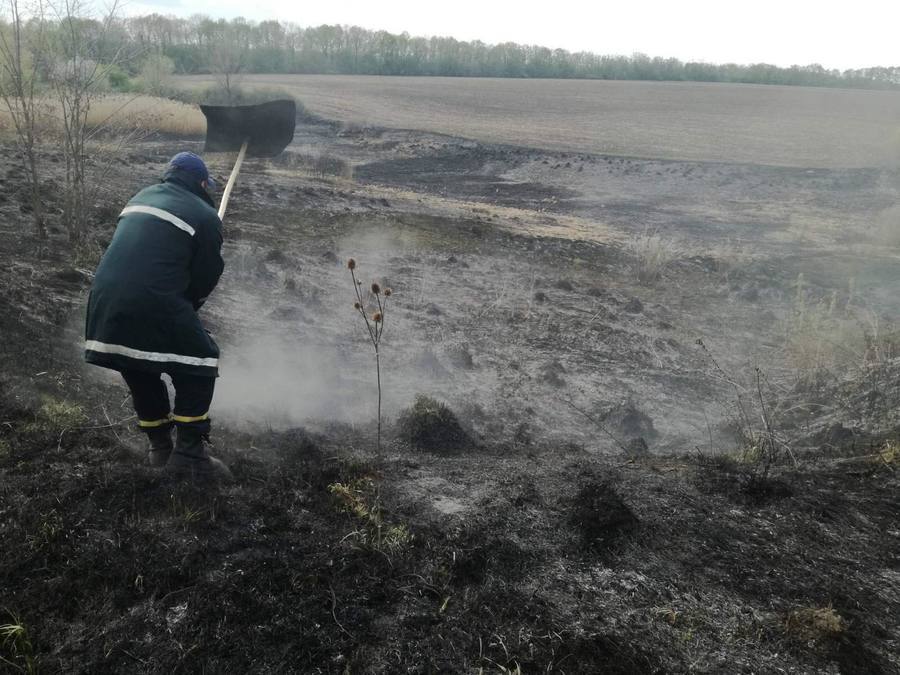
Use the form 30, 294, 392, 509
1, 383, 898, 672
447, 526, 532, 586
397, 394, 472, 452
695, 454, 795, 505
2, 118, 900, 673
0, 396, 672, 672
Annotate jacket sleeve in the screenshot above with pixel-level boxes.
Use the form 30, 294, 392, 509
187, 216, 224, 310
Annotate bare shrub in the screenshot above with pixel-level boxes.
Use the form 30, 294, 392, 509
311, 153, 353, 180
626, 230, 680, 284
696, 340, 797, 495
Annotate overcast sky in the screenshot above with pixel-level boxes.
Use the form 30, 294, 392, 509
123, 0, 897, 70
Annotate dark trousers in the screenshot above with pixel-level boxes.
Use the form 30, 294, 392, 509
121, 370, 215, 435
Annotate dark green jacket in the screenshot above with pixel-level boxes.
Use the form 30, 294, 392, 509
84, 169, 224, 377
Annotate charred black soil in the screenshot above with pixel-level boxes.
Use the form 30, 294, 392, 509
1, 113, 898, 674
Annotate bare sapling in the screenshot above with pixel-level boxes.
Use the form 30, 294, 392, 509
347, 258, 392, 453
0, 0, 50, 238
49, 0, 130, 242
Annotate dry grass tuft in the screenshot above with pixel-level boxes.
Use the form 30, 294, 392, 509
875, 441, 898, 467
784, 606, 845, 641
25, 398, 86, 436
626, 230, 680, 284
781, 274, 897, 373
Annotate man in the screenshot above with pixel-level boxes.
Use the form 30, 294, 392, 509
85, 152, 231, 481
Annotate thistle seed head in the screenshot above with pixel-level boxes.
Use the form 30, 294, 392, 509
384, 288, 393, 297
371, 282, 381, 294
347, 258, 356, 270
373, 312, 383, 323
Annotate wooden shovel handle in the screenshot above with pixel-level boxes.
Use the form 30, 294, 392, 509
217, 139, 248, 221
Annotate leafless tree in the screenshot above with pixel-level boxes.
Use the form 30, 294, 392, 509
208, 23, 247, 103
0, 0, 50, 238
138, 51, 173, 96
49, 0, 128, 241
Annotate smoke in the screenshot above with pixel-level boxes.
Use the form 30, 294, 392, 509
209, 231, 477, 432
213, 333, 363, 429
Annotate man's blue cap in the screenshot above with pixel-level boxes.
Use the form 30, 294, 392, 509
167, 152, 217, 191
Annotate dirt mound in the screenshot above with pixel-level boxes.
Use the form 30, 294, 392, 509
397, 394, 471, 452
540, 359, 567, 388
603, 400, 657, 442
569, 481, 639, 550
443, 343, 475, 370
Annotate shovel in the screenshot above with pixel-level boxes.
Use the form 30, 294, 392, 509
200, 99, 297, 220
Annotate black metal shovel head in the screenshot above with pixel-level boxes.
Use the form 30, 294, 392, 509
200, 99, 296, 158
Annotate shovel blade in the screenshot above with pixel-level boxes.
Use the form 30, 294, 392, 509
201, 99, 296, 158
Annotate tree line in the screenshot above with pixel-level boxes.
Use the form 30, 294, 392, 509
4, 11, 899, 91
123, 15, 898, 89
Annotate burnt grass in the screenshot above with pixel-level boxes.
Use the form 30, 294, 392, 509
1, 393, 897, 673
1, 136, 899, 674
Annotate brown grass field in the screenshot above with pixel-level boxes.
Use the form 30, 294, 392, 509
0, 94, 206, 137
179, 74, 900, 168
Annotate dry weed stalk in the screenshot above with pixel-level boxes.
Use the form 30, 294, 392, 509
786, 274, 897, 375
627, 230, 680, 284
348, 258, 392, 453
328, 477, 410, 554
696, 339, 797, 478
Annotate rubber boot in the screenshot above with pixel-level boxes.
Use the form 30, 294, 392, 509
146, 424, 174, 467
167, 425, 234, 483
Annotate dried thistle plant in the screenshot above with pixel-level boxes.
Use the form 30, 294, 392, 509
348, 258, 392, 453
